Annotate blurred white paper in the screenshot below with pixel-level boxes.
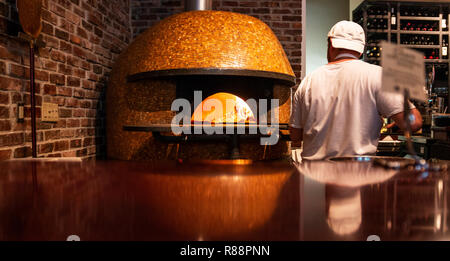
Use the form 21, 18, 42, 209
380, 41, 427, 102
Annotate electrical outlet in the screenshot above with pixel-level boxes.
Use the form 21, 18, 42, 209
42, 102, 59, 122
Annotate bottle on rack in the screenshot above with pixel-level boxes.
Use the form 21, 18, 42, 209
430, 50, 437, 60
391, 7, 397, 28
443, 38, 448, 59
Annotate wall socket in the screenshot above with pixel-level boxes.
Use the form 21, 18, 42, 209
42, 102, 59, 122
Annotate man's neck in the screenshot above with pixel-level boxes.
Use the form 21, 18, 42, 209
333, 52, 360, 61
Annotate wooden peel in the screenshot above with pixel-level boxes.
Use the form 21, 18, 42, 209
16, 0, 43, 158
17, 0, 43, 39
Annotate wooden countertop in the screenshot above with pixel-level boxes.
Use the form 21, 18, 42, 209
0, 159, 448, 241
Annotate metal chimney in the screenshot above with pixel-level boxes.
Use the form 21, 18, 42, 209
185, 0, 212, 11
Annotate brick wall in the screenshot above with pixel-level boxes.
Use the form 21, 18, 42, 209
131, 0, 302, 83
0, 0, 131, 160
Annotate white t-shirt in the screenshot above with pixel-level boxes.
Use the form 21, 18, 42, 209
290, 59, 413, 160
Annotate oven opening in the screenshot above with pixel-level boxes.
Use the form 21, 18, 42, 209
191, 92, 256, 124
175, 75, 274, 125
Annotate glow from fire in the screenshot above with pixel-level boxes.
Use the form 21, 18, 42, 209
191, 92, 256, 124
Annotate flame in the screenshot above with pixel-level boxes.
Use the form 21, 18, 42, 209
191, 92, 256, 124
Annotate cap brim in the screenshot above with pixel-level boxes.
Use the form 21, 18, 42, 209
331, 38, 364, 54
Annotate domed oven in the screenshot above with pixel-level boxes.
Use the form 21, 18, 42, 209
106, 0, 296, 160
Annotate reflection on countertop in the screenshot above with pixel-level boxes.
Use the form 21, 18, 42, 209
0, 159, 448, 241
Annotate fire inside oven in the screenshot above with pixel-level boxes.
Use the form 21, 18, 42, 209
175, 75, 274, 125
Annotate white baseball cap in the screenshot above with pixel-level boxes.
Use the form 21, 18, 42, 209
328, 21, 365, 54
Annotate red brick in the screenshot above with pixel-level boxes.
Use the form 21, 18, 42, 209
9, 63, 27, 78
281, 2, 301, 8
55, 119, 66, 128
43, 84, 57, 95
44, 130, 60, 141
35, 70, 49, 82
55, 28, 69, 41
0, 133, 24, 146
0, 92, 9, 104
67, 119, 80, 127
272, 22, 290, 28
57, 86, 72, 97
50, 50, 66, 63
282, 15, 301, 22
11, 93, 22, 103
59, 108, 72, 118
252, 8, 270, 14
70, 138, 82, 148
60, 129, 75, 138
0, 106, 9, 119
0, 76, 22, 91
76, 148, 87, 157
67, 76, 81, 87
42, 9, 58, 25
80, 100, 91, 108
83, 137, 94, 146
70, 34, 82, 45
0, 149, 11, 160
50, 73, 65, 85
59, 40, 72, 52
49, 2, 66, 17
73, 68, 86, 78
272, 9, 292, 14
39, 142, 54, 154
67, 56, 81, 67
58, 63, 72, 75
77, 26, 88, 39
62, 150, 77, 157
66, 98, 79, 107
73, 89, 85, 98
239, 2, 258, 7
80, 118, 89, 127
14, 146, 32, 158
54, 140, 69, 151
72, 108, 85, 117
0, 120, 11, 131
44, 60, 58, 71
72, 46, 86, 58
292, 22, 302, 29
42, 21, 54, 35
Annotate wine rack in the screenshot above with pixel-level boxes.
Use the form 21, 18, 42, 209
353, 0, 450, 109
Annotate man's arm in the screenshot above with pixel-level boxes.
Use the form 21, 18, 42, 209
290, 127, 303, 148
389, 108, 423, 132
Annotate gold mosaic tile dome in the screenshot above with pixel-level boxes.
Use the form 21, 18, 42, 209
126, 10, 295, 84
106, 10, 294, 160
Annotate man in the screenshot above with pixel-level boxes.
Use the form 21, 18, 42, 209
290, 20, 422, 160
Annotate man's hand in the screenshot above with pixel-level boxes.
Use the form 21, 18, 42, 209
389, 108, 423, 132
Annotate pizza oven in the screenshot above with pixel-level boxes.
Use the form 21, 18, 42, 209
106, 0, 296, 161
